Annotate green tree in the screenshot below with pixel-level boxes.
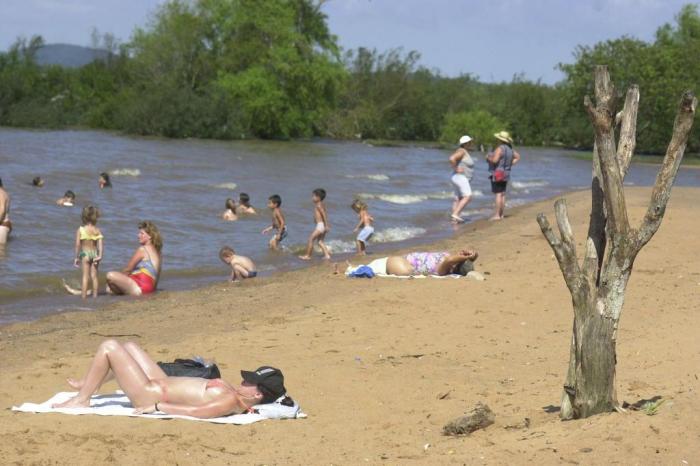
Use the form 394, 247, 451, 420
439, 110, 505, 147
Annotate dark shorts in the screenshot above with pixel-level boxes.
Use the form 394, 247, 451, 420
247, 271, 257, 278
490, 180, 508, 194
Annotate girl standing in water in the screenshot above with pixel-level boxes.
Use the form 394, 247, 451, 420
351, 199, 374, 256
72, 205, 104, 299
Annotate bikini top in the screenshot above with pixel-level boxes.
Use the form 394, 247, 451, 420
132, 247, 158, 279
79, 226, 103, 241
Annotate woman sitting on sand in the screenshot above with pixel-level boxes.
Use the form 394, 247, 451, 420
348, 249, 478, 276
105, 221, 162, 296
52, 339, 287, 418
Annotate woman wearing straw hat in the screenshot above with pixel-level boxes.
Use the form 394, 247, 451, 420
486, 131, 520, 220
448, 135, 475, 223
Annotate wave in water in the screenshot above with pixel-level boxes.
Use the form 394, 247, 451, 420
372, 226, 427, 243
359, 191, 483, 204
213, 182, 238, 190
511, 180, 548, 189
345, 174, 390, 181
110, 168, 141, 176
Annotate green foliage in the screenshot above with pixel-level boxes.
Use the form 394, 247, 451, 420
0, 1, 696, 152
440, 110, 505, 147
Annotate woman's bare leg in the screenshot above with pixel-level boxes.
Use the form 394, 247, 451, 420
106, 271, 142, 296
386, 256, 415, 276
62, 279, 83, 296
67, 341, 166, 389
53, 339, 162, 408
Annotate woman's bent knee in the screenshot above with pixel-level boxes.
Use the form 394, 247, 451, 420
100, 339, 121, 352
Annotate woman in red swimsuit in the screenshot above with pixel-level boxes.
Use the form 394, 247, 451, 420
106, 221, 162, 296
52, 340, 287, 418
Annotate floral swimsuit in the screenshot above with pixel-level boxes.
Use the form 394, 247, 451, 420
405, 252, 449, 275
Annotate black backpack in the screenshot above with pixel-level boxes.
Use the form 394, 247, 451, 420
157, 358, 221, 379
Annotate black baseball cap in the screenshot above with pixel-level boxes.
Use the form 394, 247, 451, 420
241, 366, 286, 403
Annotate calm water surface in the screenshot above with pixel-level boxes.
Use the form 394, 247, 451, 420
1, 128, 698, 323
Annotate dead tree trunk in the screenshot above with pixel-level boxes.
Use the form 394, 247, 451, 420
537, 65, 696, 419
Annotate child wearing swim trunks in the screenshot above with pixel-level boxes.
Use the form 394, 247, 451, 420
72, 205, 103, 299
222, 198, 238, 221
262, 194, 287, 250
299, 188, 331, 260
238, 193, 257, 214
219, 246, 257, 281
352, 199, 374, 256
56, 190, 76, 207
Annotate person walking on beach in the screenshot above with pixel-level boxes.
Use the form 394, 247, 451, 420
299, 188, 331, 260
487, 131, 520, 220
262, 194, 286, 250
105, 221, 162, 296
0, 178, 12, 244
70, 205, 104, 299
219, 246, 257, 281
351, 199, 374, 255
51, 339, 287, 419
449, 135, 475, 223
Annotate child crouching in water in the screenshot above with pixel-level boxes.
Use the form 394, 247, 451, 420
72, 205, 103, 298
352, 199, 374, 255
299, 188, 331, 260
219, 246, 257, 281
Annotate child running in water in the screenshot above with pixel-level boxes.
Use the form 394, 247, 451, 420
219, 246, 257, 281
261, 194, 286, 250
351, 199, 374, 255
71, 205, 103, 298
238, 193, 257, 214
222, 198, 238, 221
299, 188, 331, 260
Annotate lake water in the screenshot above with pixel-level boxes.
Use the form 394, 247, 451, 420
1, 128, 699, 324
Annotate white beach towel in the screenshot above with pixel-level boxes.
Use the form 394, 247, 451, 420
12, 391, 307, 425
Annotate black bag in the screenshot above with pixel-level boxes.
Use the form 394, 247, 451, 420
157, 358, 221, 379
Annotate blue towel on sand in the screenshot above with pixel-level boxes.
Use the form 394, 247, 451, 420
348, 265, 375, 278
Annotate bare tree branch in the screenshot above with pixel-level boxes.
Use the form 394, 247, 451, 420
616, 85, 640, 177
583, 144, 606, 285
584, 66, 630, 237
537, 211, 581, 293
637, 91, 697, 248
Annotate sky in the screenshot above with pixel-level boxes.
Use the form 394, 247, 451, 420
0, 0, 695, 83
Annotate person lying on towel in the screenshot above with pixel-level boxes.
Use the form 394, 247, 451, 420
348, 248, 478, 277
52, 339, 286, 418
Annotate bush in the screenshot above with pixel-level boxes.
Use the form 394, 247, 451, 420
440, 110, 506, 148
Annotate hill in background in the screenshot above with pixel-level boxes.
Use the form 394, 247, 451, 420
35, 43, 109, 68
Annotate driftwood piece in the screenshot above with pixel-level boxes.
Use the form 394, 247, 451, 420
443, 402, 495, 436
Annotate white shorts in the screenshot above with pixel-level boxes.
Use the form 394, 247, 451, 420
314, 222, 326, 234
0, 225, 9, 244
451, 173, 472, 198
356, 226, 374, 244
367, 257, 388, 275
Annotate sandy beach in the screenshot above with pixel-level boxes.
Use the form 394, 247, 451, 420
1, 186, 699, 465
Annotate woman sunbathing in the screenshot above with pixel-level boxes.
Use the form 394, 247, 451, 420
52, 340, 286, 419
346, 248, 478, 277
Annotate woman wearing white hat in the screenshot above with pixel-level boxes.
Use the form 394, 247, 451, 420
486, 131, 520, 220
448, 135, 475, 223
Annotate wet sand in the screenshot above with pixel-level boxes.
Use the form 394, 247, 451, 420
1, 187, 699, 465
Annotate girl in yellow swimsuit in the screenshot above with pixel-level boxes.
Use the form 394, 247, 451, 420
72, 205, 104, 299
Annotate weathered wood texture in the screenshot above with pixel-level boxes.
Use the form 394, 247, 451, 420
537, 65, 697, 419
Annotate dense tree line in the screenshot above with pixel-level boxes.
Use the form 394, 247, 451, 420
0, 1, 698, 152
